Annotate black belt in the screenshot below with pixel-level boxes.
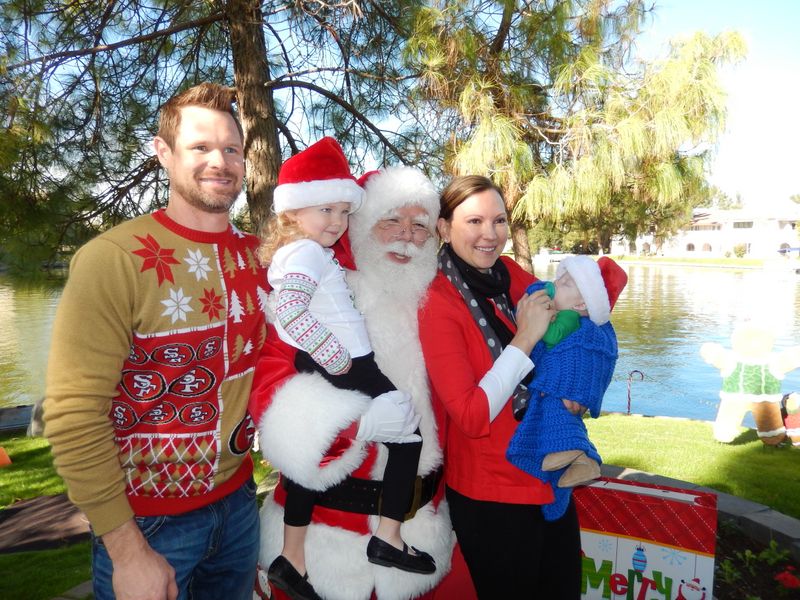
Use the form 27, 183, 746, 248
286, 468, 443, 521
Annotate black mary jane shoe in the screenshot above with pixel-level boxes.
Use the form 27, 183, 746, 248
267, 555, 323, 600
366, 536, 436, 574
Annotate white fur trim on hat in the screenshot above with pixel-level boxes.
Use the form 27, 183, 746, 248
273, 178, 365, 214
351, 166, 439, 234
556, 255, 611, 325
258, 372, 369, 491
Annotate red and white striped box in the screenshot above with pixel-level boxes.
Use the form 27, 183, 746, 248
575, 477, 717, 600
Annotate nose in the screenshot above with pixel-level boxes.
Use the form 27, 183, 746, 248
207, 149, 225, 168
481, 221, 497, 239
397, 221, 413, 241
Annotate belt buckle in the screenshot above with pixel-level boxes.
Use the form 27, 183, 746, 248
404, 475, 424, 520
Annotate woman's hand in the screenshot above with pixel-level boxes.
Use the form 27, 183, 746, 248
509, 289, 555, 355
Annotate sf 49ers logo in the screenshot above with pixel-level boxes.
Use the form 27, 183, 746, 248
110, 401, 138, 430
179, 402, 218, 426
139, 401, 178, 425
151, 343, 195, 367
127, 344, 148, 365
169, 366, 216, 398
229, 414, 255, 455
197, 336, 223, 361
120, 370, 167, 401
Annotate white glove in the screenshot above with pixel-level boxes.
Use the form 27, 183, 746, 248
356, 390, 422, 443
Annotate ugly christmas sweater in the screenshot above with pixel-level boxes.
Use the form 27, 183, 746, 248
506, 315, 617, 520
44, 210, 268, 536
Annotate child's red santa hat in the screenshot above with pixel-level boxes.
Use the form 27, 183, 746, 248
555, 255, 628, 325
273, 137, 364, 213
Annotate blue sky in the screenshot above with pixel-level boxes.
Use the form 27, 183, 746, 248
636, 0, 800, 208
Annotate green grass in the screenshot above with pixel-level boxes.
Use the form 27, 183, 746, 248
0, 432, 66, 508
588, 414, 800, 519
0, 540, 92, 600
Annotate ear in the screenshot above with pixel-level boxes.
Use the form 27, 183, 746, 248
153, 136, 172, 169
437, 217, 451, 243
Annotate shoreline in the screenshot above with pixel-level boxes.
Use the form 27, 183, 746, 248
532, 251, 800, 271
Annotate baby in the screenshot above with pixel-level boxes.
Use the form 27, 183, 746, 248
507, 255, 627, 520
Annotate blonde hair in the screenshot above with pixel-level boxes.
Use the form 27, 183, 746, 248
257, 212, 306, 266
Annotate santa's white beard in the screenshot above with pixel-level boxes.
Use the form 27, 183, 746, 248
349, 234, 438, 308
347, 229, 443, 476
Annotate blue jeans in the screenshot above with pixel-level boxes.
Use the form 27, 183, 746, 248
92, 478, 260, 600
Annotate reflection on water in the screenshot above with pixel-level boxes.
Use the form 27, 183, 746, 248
2, 265, 800, 423
537, 262, 800, 424
0, 276, 63, 408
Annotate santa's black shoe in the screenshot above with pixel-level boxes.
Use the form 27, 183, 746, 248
267, 555, 322, 600
366, 536, 436, 574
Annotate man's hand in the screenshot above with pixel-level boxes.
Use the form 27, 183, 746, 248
562, 398, 588, 416
102, 519, 178, 600
356, 390, 421, 443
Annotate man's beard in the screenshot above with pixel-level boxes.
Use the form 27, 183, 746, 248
171, 173, 239, 214
350, 233, 438, 306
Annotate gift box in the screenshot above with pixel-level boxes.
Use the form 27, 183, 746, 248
574, 477, 717, 600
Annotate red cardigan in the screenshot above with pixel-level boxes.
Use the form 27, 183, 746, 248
418, 256, 554, 505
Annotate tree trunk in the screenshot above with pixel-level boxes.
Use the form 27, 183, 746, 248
510, 222, 533, 273
226, 0, 281, 237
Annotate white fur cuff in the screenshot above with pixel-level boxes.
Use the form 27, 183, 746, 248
258, 372, 371, 491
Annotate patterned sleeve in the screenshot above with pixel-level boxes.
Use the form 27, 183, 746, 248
274, 270, 352, 375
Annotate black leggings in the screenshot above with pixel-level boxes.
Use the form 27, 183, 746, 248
446, 486, 582, 599
283, 352, 422, 525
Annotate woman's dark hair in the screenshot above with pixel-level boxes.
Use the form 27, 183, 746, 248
439, 175, 505, 221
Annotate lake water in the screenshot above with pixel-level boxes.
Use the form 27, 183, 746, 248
2, 263, 800, 426
0, 276, 63, 408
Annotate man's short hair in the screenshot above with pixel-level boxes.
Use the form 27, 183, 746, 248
157, 83, 243, 149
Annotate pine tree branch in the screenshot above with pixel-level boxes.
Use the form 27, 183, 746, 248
274, 66, 417, 83
267, 79, 407, 162
363, 0, 409, 37
6, 12, 225, 71
489, 0, 515, 56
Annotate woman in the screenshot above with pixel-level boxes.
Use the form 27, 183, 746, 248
419, 175, 582, 598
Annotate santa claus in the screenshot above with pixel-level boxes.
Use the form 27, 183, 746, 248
249, 165, 475, 600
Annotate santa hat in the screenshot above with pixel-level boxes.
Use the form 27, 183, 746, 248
555, 255, 627, 325
353, 166, 439, 230
273, 137, 364, 214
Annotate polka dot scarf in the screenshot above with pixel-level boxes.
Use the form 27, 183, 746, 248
438, 244, 531, 419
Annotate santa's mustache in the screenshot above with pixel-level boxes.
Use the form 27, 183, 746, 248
383, 239, 425, 258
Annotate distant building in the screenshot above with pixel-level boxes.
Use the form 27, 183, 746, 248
613, 202, 800, 258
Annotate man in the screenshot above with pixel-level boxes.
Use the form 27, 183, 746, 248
45, 83, 266, 600
250, 166, 476, 600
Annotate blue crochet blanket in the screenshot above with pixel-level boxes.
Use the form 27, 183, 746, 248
506, 314, 618, 521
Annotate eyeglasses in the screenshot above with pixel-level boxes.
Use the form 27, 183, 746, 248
377, 219, 432, 242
